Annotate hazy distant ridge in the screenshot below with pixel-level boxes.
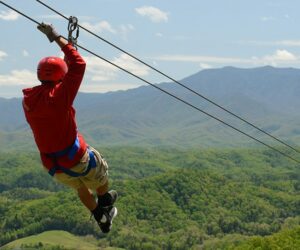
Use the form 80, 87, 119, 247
1, 66, 300, 148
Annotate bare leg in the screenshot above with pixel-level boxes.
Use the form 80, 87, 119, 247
77, 185, 97, 211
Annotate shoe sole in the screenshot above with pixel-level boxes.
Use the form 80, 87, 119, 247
100, 207, 118, 233
110, 206, 118, 222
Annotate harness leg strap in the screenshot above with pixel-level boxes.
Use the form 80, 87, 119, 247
48, 149, 97, 177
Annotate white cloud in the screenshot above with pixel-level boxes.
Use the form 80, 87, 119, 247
268, 49, 297, 61
81, 21, 116, 34
260, 49, 298, 66
0, 70, 36, 86
84, 53, 150, 83
156, 54, 251, 64
0, 10, 19, 21
152, 61, 158, 66
261, 16, 274, 22
135, 6, 169, 23
80, 21, 134, 39
277, 40, 300, 46
237, 40, 300, 47
0, 51, 7, 61
82, 54, 147, 93
119, 24, 135, 40
199, 63, 212, 69
113, 54, 150, 77
22, 50, 29, 57
155, 49, 300, 67
84, 56, 117, 82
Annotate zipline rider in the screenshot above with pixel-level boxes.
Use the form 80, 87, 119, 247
22, 22, 117, 233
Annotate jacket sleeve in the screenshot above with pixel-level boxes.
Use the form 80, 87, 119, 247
51, 44, 86, 107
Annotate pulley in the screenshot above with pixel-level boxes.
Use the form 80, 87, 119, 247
68, 16, 79, 49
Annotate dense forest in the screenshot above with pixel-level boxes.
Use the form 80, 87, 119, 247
0, 147, 299, 249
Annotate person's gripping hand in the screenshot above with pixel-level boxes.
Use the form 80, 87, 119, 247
37, 22, 60, 42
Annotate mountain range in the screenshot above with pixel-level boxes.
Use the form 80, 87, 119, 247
1, 66, 300, 150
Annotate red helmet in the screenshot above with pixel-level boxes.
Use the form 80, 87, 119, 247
37, 57, 68, 83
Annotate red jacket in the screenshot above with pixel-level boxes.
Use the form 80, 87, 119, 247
22, 44, 87, 171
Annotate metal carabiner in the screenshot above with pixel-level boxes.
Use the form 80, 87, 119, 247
68, 16, 79, 49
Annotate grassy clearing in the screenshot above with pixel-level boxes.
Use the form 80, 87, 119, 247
1, 230, 100, 250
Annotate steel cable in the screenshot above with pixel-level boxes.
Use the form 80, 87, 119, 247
1, 0, 299, 164
34, 0, 300, 155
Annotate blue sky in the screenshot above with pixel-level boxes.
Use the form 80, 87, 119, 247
1, 0, 300, 98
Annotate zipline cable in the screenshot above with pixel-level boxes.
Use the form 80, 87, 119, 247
34, 0, 300, 155
1, 1, 300, 164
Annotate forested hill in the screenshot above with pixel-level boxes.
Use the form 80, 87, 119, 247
1, 66, 300, 149
1, 67, 300, 249
0, 147, 299, 249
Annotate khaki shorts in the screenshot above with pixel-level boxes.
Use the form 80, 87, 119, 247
53, 147, 109, 190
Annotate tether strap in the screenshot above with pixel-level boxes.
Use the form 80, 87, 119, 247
48, 149, 97, 177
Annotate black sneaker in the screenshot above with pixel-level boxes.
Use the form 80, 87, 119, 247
98, 190, 118, 207
97, 206, 118, 233
96, 190, 118, 233
107, 190, 118, 206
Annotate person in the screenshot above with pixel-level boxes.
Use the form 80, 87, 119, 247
22, 23, 117, 233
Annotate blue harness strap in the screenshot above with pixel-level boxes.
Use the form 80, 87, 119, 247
47, 136, 80, 160
46, 136, 97, 177
48, 149, 97, 177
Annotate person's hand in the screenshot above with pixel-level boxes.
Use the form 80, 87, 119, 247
37, 22, 60, 43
